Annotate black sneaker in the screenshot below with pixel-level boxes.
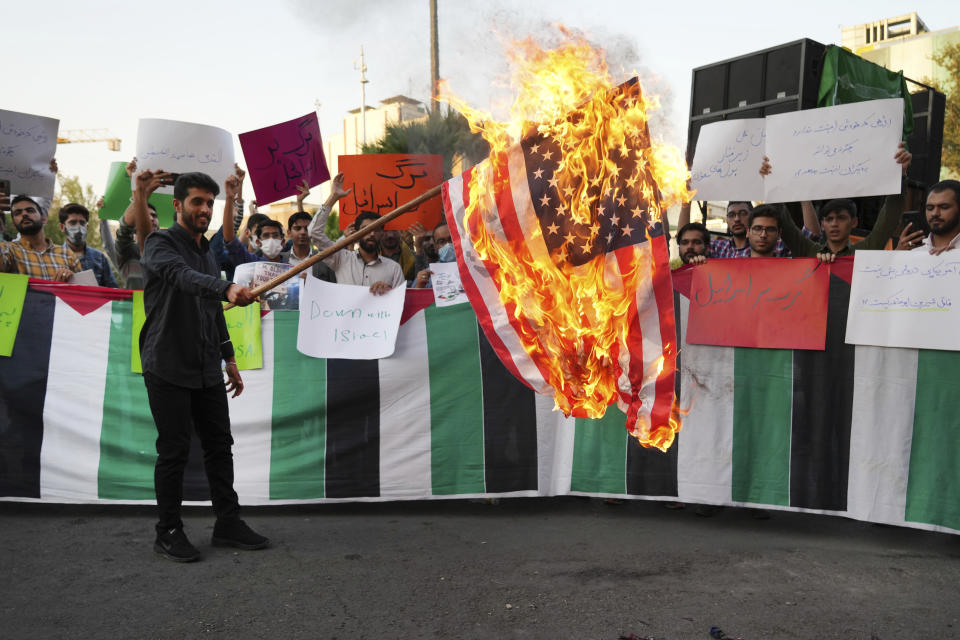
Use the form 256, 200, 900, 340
154, 526, 201, 562
211, 519, 269, 550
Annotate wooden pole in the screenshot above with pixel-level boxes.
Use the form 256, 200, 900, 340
225, 184, 443, 309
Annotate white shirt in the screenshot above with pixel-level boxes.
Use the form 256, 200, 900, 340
912, 231, 960, 254
307, 204, 405, 289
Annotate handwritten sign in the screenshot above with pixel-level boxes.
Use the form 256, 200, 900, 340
134, 118, 235, 199
0, 108, 59, 200
100, 161, 176, 228
224, 302, 263, 370
687, 258, 829, 350
846, 251, 960, 351
337, 154, 443, 230
297, 274, 405, 360
233, 261, 300, 310
132, 292, 262, 372
0, 273, 29, 357
764, 98, 903, 203
690, 119, 766, 201
239, 112, 330, 206
429, 261, 468, 307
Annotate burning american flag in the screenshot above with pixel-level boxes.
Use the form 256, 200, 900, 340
440, 31, 691, 450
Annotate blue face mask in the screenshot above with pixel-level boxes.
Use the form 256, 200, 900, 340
438, 243, 456, 263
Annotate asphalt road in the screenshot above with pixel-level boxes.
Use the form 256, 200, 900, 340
2, 497, 958, 639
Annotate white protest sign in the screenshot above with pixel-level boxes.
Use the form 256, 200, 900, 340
0, 109, 59, 200
690, 119, 766, 201
764, 98, 903, 203
297, 274, 405, 359
429, 261, 468, 307
134, 118, 235, 198
846, 250, 960, 351
233, 261, 301, 310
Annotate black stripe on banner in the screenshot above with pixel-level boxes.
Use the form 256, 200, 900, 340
477, 328, 538, 493
325, 358, 380, 498
0, 290, 55, 498
789, 274, 854, 511
624, 291, 681, 497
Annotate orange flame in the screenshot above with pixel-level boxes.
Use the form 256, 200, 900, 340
441, 28, 691, 450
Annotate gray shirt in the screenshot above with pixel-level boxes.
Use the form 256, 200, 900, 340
307, 204, 405, 289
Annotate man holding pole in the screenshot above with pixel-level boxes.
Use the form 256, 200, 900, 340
136, 168, 266, 562
306, 173, 405, 294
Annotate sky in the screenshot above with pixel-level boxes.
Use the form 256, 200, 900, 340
5, 0, 957, 213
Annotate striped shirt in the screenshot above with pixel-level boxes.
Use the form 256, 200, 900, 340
0, 237, 81, 280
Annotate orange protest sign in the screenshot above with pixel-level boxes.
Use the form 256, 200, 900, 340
337, 154, 443, 230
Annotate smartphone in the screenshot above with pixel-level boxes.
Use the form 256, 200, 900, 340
0, 178, 10, 196
159, 172, 181, 186
901, 211, 926, 232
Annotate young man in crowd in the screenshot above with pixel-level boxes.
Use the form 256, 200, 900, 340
136, 169, 266, 562
675, 222, 710, 265
307, 173, 404, 294
678, 200, 790, 258
908, 179, 960, 255
59, 203, 117, 287
1, 195, 80, 281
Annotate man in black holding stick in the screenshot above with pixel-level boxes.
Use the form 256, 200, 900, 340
136, 168, 266, 562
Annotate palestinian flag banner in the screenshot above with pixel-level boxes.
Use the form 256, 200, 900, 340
0, 279, 958, 536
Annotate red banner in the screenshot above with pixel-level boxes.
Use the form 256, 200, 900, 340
337, 154, 443, 230
686, 258, 830, 350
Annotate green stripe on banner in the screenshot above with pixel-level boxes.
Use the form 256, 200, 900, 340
905, 350, 960, 530
571, 407, 627, 494
269, 311, 326, 499
425, 304, 485, 495
732, 348, 792, 506
98, 300, 156, 499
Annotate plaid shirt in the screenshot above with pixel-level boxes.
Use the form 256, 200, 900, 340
0, 237, 81, 279
709, 236, 791, 259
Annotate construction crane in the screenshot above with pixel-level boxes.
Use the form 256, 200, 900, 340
57, 129, 122, 152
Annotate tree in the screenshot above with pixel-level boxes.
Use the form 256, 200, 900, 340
930, 43, 960, 177
44, 174, 104, 249
361, 109, 489, 178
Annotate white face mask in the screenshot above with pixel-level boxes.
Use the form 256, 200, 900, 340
260, 237, 283, 257
66, 223, 88, 244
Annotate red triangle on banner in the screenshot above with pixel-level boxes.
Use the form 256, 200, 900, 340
28, 280, 134, 316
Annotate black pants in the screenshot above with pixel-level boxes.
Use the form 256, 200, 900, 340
143, 372, 240, 530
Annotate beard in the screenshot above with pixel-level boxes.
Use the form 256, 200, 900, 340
16, 218, 43, 236
360, 237, 379, 254
931, 215, 959, 236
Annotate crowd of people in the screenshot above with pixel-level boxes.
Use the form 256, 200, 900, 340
673, 143, 960, 268
0, 159, 458, 297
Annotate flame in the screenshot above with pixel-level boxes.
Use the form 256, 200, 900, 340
441, 28, 691, 450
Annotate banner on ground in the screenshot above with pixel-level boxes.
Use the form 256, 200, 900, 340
0, 108, 59, 200
134, 118, 235, 199
846, 250, 960, 350
239, 112, 330, 206
337, 154, 443, 230
2, 275, 960, 537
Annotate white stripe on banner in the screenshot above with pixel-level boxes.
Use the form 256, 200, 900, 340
378, 310, 432, 498
675, 295, 735, 505
847, 345, 918, 525
447, 170, 550, 393
40, 299, 112, 501
535, 393, 574, 495
230, 312, 275, 504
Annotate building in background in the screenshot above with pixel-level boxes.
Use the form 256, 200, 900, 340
841, 12, 960, 87
323, 95, 429, 174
